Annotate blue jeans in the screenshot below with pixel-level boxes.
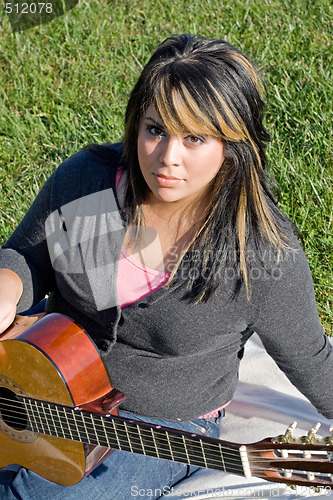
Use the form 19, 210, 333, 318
0, 410, 224, 500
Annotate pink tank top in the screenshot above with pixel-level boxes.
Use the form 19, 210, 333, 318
116, 169, 170, 308
117, 246, 170, 308
115, 169, 229, 419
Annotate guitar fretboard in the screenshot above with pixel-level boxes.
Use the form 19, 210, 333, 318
19, 396, 243, 474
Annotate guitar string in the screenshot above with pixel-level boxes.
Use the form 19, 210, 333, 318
0, 426, 329, 481
1, 396, 331, 460
1, 399, 307, 476
0, 396, 241, 453
1, 396, 332, 476
0, 404, 325, 466
2, 400, 333, 479
2, 402, 331, 480
0, 396, 246, 469
1, 395, 331, 460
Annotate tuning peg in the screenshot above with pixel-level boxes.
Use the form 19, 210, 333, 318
302, 423, 321, 444
277, 421, 297, 443
324, 425, 333, 445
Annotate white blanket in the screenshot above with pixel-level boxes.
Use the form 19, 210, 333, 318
162, 334, 333, 500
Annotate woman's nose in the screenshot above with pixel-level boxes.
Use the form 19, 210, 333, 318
159, 136, 182, 166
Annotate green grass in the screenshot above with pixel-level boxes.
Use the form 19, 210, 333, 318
0, 0, 332, 334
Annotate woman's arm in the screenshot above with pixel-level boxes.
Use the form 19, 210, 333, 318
0, 268, 23, 333
0, 171, 57, 315
253, 240, 333, 418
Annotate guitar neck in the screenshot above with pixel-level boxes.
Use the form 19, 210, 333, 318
20, 395, 243, 475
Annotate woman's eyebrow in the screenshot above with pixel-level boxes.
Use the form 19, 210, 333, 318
143, 116, 165, 128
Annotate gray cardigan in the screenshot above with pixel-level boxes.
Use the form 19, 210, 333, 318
1, 143, 332, 421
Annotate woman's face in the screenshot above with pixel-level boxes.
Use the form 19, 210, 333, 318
137, 105, 224, 207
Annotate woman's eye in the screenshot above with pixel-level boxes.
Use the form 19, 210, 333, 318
188, 135, 204, 144
147, 125, 164, 136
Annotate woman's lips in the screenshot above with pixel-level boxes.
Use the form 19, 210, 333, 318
153, 173, 183, 186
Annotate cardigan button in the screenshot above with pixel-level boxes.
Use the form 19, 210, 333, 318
138, 302, 150, 309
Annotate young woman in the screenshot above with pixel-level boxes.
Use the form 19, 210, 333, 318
0, 34, 332, 499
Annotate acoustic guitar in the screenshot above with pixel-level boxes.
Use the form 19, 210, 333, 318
1, 313, 333, 489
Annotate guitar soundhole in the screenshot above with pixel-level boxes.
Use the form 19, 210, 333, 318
0, 387, 27, 431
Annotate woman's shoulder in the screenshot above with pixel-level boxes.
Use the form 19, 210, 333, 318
55, 142, 123, 176
248, 226, 315, 304
50, 142, 123, 205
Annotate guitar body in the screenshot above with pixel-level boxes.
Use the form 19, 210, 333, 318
0, 313, 116, 485
1, 313, 333, 490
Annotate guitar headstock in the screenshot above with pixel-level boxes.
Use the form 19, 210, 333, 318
247, 422, 333, 489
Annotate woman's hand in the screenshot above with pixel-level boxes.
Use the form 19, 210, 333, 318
0, 269, 23, 333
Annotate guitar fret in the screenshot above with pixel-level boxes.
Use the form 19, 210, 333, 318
124, 421, 133, 452
90, 413, 101, 445
184, 436, 206, 467
150, 428, 160, 458
184, 435, 214, 468
50, 403, 63, 438
43, 402, 59, 437
129, 426, 167, 458
106, 421, 168, 457
105, 420, 128, 449
71, 408, 84, 442
101, 418, 124, 449
57, 405, 71, 439
115, 421, 134, 452
182, 435, 191, 464
166, 432, 175, 461
100, 415, 113, 447
145, 430, 173, 460
116, 422, 240, 470
165, 433, 188, 461
124, 425, 155, 454
218, 443, 226, 471
77, 410, 94, 444
40, 403, 50, 435
167, 433, 224, 469
39, 402, 51, 436
136, 425, 147, 455
35, 400, 47, 434
111, 418, 122, 450
57, 406, 72, 440
25, 399, 38, 432
200, 439, 208, 468
203, 441, 238, 471
52, 404, 62, 437
64, 408, 80, 441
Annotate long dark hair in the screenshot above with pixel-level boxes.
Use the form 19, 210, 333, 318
116, 34, 295, 302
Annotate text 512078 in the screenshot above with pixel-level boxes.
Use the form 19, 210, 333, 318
4, 3, 53, 14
